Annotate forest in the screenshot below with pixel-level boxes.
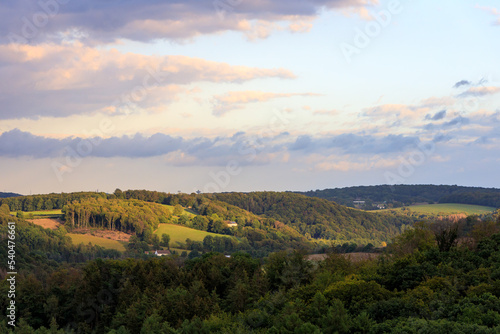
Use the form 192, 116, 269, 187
298, 184, 500, 208
1, 205, 500, 333
212, 192, 414, 245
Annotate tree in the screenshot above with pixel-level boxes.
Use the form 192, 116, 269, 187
0, 203, 10, 215
152, 234, 161, 250
431, 220, 460, 252
161, 234, 171, 249
173, 204, 183, 216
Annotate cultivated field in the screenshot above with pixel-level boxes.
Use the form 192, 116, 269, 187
155, 224, 232, 245
30, 218, 62, 230
406, 203, 496, 215
67, 233, 126, 252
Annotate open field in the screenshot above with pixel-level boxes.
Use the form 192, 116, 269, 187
11, 209, 63, 218
67, 233, 126, 252
71, 228, 131, 242
30, 218, 63, 230
155, 224, 232, 245
406, 203, 496, 215
162, 204, 197, 217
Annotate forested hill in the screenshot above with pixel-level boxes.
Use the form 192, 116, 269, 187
0, 191, 21, 198
212, 192, 414, 245
298, 184, 500, 208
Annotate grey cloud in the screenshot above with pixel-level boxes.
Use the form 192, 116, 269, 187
453, 80, 471, 88
290, 135, 312, 150
0, 0, 375, 44
0, 129, 423, 163
433, 133, 452, 143
425, 109, 446, 121
442, 116, 470, 128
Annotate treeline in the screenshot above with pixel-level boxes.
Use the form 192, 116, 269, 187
63, 198, 172, 234
0, 191, 108, 211
299, 184, 500, 208
2, 218, 500, 333
212, 192, 415, 245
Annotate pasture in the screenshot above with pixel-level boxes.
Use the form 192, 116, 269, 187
11, 209, 63, 218
67, 233, 126, 252
154, 224, 232, 245
406, 203, 496, 215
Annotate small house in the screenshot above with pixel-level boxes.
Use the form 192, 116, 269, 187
226, 221, 238, 227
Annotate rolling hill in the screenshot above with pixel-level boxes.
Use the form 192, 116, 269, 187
212, 192, 415, 245
0, 191, 21, 198
298, 184, 500, 208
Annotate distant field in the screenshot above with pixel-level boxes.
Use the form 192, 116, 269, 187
11, 209, 63, 218
67, 233, 126, 252
406, 203, 496, 215
155, 224, 232, 245
162, 204, 197, 217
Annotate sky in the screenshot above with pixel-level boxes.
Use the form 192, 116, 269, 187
1, 0, 500, 195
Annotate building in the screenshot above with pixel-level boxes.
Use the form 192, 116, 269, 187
145, 250, 171, 256
226, 221, 238, 227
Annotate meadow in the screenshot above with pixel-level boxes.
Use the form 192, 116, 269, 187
11, 209, 63, 218
67, 233, 126, 252
154, 224, 233, 245
405, 203, 496, 215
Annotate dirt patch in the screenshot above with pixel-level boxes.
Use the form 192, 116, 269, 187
30, 218, 63, 230
307, 252, 381, 263
72, 228, 131, 242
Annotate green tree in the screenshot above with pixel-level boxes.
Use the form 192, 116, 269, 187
161, 234, 171, 249
173, 204, 183, 216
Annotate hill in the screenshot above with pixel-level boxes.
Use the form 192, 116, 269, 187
298, 184, 500, 209
0, 191, 21, 198
212, 192, 415, 245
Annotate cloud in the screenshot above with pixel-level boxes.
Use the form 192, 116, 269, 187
212, 91, 319, 116
476, 6, 500, 25
0, 0, 379, 45
425, 109, 446, 121
314, 156, 399, 172
313, 109, 339, 116
0, 43, 295, 120
453, 80, 471, 88
0, 129, 425, 164
442, 116, 470, 128
458, 86, 500, 98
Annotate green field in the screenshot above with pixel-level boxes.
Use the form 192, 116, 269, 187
67, 233, 126, 252
162, 204, 197, 217
405, 203, 496, 215
155, 224, 232, 245
11, 209, 63, 218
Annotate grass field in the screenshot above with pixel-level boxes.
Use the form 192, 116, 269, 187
155, 224, 232, 245
405, 203, 496, 215
162, 204, 197, 217
11, 209, 63, 218
67, 233, 126, 252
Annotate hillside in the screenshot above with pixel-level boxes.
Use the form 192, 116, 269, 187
298, 184, 500, 209
0, 191, 21, 198
212, 192, 415, 245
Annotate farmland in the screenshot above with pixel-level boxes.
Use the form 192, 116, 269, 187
154, 223, 233, 246
67, 233, 126, 252
405, 203, 496, 215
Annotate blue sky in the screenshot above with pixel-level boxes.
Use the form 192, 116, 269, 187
1, 0, 499, 195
